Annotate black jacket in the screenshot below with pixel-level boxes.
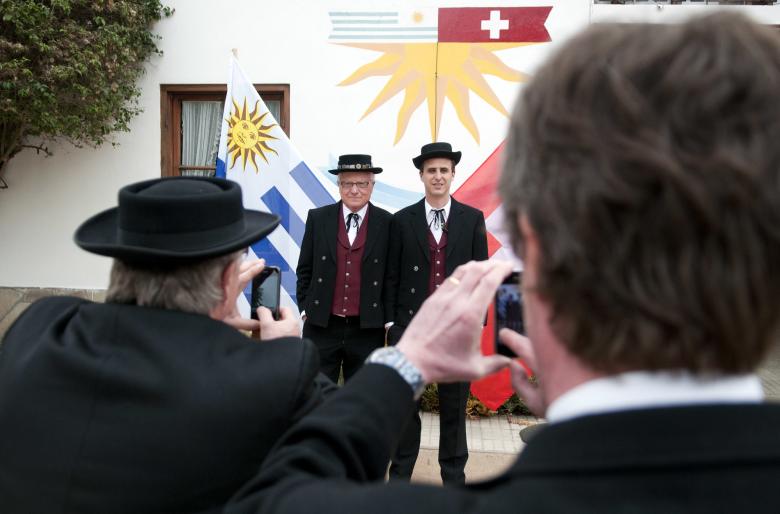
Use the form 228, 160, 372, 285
296, 201, 392, 328
384, 197, 488, 327
226, 364, 780, 514
0, 296, 332, 514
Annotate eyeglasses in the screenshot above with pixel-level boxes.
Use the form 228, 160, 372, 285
338, 181, 372, 190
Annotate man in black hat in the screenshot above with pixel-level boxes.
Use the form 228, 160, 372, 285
384, 142, 488, 485
296, 154, 392, 383
0, 177, 333, 514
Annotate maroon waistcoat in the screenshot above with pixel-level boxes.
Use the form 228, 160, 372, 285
331, 210, 368, 316
428, 229, 448, 295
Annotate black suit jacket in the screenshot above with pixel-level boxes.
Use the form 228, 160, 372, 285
385, 197, 488, 327
296, 202, 392, 328
227, 365, 780, 514
0, 296, 333, 514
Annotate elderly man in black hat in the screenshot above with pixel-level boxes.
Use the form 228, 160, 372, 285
384, 142, 488, 485
296, 154, 392, 383
0, 178, 333, 514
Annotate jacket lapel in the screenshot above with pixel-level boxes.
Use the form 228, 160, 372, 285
361, 203, 378, 260
325, 202, 340, 261
411, 199, 431, 262
445, 197, 464, 258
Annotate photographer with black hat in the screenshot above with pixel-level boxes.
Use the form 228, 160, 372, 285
0, 177, 333, 514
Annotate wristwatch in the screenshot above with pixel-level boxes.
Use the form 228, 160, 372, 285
366, 347, 426, 400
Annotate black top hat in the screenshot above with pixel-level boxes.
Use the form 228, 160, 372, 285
412, 142, 462, 170
328, 154, 383, 175
74, 177, 280, 265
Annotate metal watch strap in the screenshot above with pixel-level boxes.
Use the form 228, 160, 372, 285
366, 347, 426, 400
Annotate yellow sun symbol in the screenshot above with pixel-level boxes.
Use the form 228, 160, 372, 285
227, 98, 278, 172
338, 42, 536, 144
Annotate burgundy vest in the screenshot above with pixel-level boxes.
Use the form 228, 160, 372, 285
331, 210, 368, 316
428, 229, 448, 295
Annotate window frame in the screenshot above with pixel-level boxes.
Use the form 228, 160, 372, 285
160, 84, 290, 177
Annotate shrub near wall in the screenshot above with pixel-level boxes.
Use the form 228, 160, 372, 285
0, 0, 173, 179
420, 384, 532, 418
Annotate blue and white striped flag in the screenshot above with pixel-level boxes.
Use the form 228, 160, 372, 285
216, 54, 333, 314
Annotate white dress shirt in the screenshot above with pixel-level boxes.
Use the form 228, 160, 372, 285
546, 370, 764, 424
342, 203, 368, 245
425, 197, 451, 243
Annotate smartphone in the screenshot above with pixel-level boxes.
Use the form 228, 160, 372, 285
250, 266, 281, 320
494, 271, 524, 357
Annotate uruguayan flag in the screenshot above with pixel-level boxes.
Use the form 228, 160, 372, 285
216, 54, 333, 314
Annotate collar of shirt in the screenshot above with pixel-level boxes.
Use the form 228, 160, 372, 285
342, 203, 369, 228
545, 370, 764, 424
425, 197, 451, 224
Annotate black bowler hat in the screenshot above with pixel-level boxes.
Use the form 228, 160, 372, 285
412, 142, 462, 170
328, 154, 383, 175
74, 177, 281, 265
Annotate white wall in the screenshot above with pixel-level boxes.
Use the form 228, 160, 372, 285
2, 0, 779, 288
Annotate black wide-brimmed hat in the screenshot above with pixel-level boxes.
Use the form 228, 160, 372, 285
328, 154, 383, 175
412, 142, 462, 170
74, 177, 281, 265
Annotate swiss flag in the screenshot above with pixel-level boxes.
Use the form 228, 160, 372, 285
438, 6, 552, 43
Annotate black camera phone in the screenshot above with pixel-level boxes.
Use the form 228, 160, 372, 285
250, 266, 281, 320
494, 271, 524, 357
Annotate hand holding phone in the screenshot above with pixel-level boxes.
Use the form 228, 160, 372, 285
250, 266, 281, 320
494, 271, 524, 357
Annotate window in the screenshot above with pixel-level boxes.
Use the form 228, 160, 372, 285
160, 84, 290, 177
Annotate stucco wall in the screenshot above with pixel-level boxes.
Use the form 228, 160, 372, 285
2, 1, 779, 289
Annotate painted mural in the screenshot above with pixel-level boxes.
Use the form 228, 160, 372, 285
323, 6, 555, 408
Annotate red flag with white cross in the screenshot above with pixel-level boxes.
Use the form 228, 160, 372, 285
438, 7, 552, 43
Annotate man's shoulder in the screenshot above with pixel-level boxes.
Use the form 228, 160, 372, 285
117, 307, 319, 381
452, 198, 484, 219
3, 296, 91, 342
28, 295, 89, 311
393, 199, 424, 218
517, 403, 780, 474
499, 403, 780, 512
235, 336, 321, 383
308, 203, 339, 218
246, 335, 317, 359
369, 203, 392, 220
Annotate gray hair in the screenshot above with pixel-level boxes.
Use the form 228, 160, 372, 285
106, 251, 242, 315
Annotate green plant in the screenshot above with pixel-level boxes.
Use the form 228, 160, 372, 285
495, 393, 533, 416
0, 0, 173, 182
420, 383, 439, 412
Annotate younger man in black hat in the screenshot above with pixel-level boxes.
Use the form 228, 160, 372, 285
384, 142, 488, 484
296, 154, 392, 383
0, 178, 332, 514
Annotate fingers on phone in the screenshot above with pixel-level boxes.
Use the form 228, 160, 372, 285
256, 306, 274, 323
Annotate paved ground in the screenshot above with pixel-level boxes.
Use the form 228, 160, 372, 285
420, 411, 530, 454
411, 412, 536, 484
